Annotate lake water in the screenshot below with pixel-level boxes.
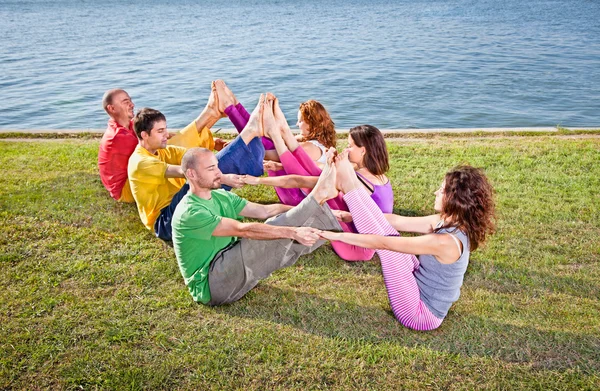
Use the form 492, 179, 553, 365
1, 0, 599, 130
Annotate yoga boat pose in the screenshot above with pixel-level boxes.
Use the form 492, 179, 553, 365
171, 97, 344, 306
262, 99, 336, 206
263, 99, 337, 164
245, 124, 393, 214
244, 94, 392, 261
318, 152, 496, 331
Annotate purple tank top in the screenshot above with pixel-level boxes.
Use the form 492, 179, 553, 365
355, 172, 394, 213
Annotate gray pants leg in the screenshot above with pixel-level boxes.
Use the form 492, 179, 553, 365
207, 195, 342, 305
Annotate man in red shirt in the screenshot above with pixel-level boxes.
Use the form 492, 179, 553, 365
98, 87, 226, 202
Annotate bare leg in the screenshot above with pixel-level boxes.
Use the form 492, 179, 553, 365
193, 82, 222, 131
273, 96, 301, 152
335, 150, 362, 194
308, 153, 338, 205
238, 94, 264, 145
214, 79, 235, 114
263, 94, 290, 157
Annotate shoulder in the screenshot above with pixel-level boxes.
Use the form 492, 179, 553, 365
128, 146, 166, 174
300, 141, 324, 160
357, 169, 388, 186
215, 189, 246, 203
173, 194, 218, 229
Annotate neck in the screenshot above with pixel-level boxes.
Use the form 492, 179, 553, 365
112, 115, 131, 129
189, 183, 213, 200
139, 140, 157, 155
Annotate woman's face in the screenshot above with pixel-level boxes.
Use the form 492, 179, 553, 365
297, 111, 310, 137
434, 181, 445, 212
346, 134, 365, 166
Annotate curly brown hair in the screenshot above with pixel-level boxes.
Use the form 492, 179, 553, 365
298, 100, 336, 149
436, 165, 496, 251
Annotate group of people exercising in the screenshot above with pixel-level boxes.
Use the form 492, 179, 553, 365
98, 80, 496, 331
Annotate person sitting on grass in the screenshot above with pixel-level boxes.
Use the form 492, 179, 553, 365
261, 98, 337, 206
127, 93, 267, 242
244, 96, 392, 261
318, 152, 496, 331
171, 98, 344, 305
98, 85, 228, 203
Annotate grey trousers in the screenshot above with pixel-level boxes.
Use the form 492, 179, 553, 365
207, 195, 342, 306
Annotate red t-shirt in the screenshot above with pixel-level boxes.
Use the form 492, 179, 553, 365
98, 119, 138, 201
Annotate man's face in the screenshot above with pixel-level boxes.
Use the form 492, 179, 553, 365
193, 153, 222, 189
143, 120, 168, 151
109, 91, 135, 120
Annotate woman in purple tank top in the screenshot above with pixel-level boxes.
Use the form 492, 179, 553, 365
318, 153, 496, 331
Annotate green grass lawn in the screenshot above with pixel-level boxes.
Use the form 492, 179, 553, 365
1, 133, 599, 390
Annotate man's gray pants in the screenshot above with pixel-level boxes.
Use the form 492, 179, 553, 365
207, 195, 342, 305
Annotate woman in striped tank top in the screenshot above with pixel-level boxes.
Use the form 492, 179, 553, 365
318, 152, 496, 331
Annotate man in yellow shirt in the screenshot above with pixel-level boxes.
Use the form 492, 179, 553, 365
128, 96, 266, 242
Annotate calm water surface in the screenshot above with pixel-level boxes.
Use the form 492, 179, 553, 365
0, 0, 599, 130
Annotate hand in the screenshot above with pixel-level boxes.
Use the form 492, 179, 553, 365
263, 160, 284, 172
214, 138, 229, 151
221, 173, 244, 189
331, 210, 353, 223
317, 230, 342, 241
241, 175, 260, 185
167, 132, 177, 140
292, 227, 321, 246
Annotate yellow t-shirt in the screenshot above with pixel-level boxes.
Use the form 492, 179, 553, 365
119, 121, 213, 204
128, 145, 187, 231
168, 121, 215, 151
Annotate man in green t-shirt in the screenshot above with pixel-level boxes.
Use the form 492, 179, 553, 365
172, 145, 343, 305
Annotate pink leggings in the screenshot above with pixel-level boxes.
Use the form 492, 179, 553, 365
225, 103, 274, 150
274, 146, 375, 261
343, 188, 443, 331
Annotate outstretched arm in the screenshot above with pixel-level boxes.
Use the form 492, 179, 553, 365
243, 174, 318, 189
238, 201, 293, 220
318, 230, 461, 264
212, 217, 319, 246
165, 165, 185, 178
384, 213, 441, 234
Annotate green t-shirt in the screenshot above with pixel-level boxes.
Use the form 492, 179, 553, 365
172, 190, 248, 304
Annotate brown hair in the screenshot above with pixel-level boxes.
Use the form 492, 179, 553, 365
436, 165, 496, 251
348, 125, 389, 176
298, 100, 336, 148
133, 108, 166, 140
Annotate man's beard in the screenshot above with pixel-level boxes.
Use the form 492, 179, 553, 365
199, 178, 221, 189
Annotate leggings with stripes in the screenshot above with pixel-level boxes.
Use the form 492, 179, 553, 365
273, 146, 376, 261
343, 188, 443, 331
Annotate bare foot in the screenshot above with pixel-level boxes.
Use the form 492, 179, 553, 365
272, 96, 290, 132
221, 80, 240, 106
311, 158, 338, 205
262, 96, 278, 140
214, 79, 235, 113
325, 147, 337, 165
335, 150, 360, 193
204, 81, 224, 119
241, 94, 265, 139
